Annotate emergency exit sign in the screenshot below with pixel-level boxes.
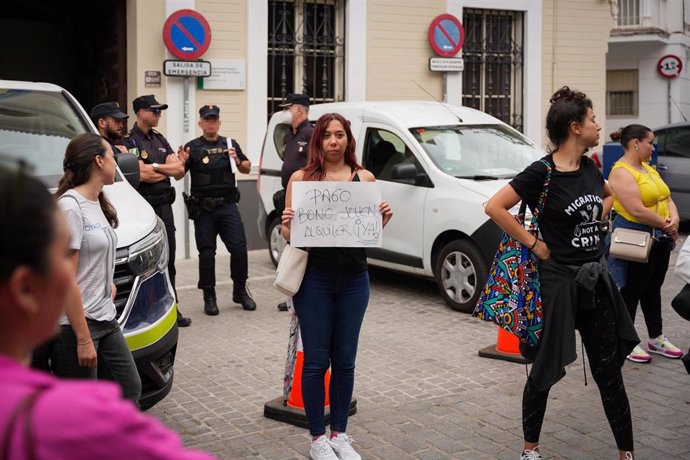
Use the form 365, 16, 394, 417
429, 57, 464, 72
163, 60, 211, 77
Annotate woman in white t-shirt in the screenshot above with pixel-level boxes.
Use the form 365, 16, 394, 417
49, 133, 141, 403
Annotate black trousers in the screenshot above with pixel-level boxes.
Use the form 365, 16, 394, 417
193, 201, 248, 290
150, 202, 177, 301
522, 288, 634, 451
619, 242, 671, 338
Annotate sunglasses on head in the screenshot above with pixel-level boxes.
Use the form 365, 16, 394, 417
145, 108, 162, 115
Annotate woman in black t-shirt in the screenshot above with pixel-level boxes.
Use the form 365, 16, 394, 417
485, 87, 639, 460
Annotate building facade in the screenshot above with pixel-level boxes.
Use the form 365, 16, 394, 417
0, 0, 617, 256
606, 0, 690, 134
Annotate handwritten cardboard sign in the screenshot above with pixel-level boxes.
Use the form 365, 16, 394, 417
290, 181, 382, 247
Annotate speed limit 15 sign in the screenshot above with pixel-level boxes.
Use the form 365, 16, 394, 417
657, 54, 683, 79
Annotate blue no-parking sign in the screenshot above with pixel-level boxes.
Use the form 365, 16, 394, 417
163, 9, 212, 60
428, 14, 464, 58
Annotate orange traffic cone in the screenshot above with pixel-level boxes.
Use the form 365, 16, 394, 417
264, 314, 357, 428
286, 350, 331, 408
478, 326, 530, 364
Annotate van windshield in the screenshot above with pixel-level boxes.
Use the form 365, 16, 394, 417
410, 124, 544, 179
0, 88, 92, 187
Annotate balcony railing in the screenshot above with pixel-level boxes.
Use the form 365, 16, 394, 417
618, 0, 642, 27
616, 0, 668, 30
611, 0, 669, 38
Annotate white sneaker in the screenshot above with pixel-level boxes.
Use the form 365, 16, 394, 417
520, 447, 543, 460
310, 435, 338, 460
329, 433, 361, 460
648, 335, 683, 359
627, 344, 652, 363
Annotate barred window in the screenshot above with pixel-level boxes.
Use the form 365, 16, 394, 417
607, 69, 638, 116
618, 0, 640, 26
267, 0, 345, 118
462, 8, 524, 132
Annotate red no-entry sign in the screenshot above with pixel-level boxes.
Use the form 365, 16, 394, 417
428, 14, 464, 58
163, 9, 212, 60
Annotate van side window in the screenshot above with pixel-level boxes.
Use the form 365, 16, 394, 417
363, 128, 422, 182
661, 127, 690, 158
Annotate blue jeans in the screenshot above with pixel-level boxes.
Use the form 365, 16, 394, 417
292, 266, 370, 436
51, 319, 142, 404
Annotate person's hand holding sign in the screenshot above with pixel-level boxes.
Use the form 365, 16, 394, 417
380, 200, 393, 227
281, 207, 294, 227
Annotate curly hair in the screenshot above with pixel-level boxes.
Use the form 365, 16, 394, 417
545, 86, 593, 150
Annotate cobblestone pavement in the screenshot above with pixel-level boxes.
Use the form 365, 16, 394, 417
149, 242, 690, 459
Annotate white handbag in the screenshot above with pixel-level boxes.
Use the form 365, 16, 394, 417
273, 245, 309, 296
609, 227, 654, 263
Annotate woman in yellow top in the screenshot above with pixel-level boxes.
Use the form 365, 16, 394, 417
607, 124, 683, 363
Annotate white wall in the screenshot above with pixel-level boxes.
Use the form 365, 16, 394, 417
607, 40, 690, 135
346, 0, 367, 101
165, 0, 197, 260
607, 0, 690, 133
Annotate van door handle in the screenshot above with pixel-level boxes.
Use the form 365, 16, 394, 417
657, 164, 668, 171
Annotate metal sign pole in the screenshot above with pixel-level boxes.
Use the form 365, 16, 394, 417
183, 76, 191, 259
666, 78, 671, 123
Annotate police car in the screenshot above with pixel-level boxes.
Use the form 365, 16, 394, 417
257, 101, 546, 313
0, 80, 178, 409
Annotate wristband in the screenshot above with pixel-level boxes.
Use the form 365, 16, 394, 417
529, 235, 539, 250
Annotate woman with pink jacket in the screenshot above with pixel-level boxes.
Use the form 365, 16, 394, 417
0, 162, 212, 460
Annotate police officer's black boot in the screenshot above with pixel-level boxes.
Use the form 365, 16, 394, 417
233, 284, 256, 311
176, 309, 192, 327
203, 288, 219, 316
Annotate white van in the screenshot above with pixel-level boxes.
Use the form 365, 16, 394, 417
257, 101, 545, 312
0, 80, 177, 409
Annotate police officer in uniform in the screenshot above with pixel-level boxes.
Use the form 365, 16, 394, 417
275, 93, 313, 311
122, 95, 192, 327
90, 102, 129, 153
178, 104, 256, 315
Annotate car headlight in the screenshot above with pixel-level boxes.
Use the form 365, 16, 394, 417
128, 217, 168, 277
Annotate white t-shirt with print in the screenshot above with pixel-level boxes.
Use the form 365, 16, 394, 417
58, 189, 118, 325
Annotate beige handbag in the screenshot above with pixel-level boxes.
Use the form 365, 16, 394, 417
273, 244, 309, 296
609, 227, 654, 263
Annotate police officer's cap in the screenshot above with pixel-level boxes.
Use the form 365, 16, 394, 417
132, 95, 169, 113
90, 102, 128, 122
279, 93, 310, 108
199, 104, 220, 119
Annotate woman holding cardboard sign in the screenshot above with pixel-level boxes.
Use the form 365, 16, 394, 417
282, 112, 392, 460
607, 124, 682, 364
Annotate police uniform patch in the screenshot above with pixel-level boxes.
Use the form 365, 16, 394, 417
141, 150, 149, 159
129, 148, 140, 157
202, 156, 210, 164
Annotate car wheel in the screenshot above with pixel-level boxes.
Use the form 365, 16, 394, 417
268, 216, 287, 267
434, 239, 488, 313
